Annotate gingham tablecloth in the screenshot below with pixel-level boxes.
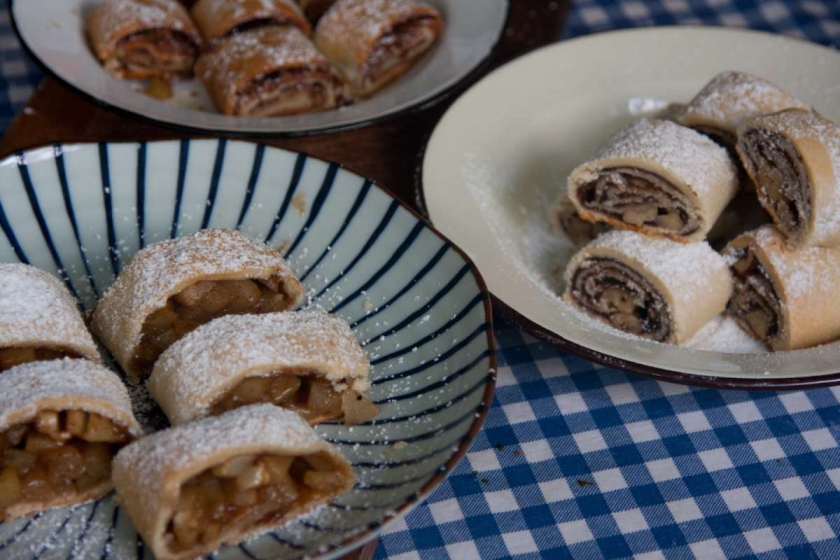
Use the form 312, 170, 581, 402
2, 1, 840, 559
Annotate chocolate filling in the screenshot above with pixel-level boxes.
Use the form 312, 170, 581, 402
0, 347, 79, 373
227, 18, 296, 38
570, 257, 670, 341
115, 29, 197, 76
235, 69, 336, 117
362, 17, 438, 92
577, 167, 700, 236
727, 248, 781, 343
740, 129, 811, 240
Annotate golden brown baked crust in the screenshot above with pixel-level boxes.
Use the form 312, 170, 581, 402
725, 226, 840, 350
91, 229, 304, 381
736, 109, 840, 248
314, 0, 443, 97
190, 0, 311, 42
567, 119, 739, 243
196, 27, 349, 116
112, 405, 354, 560
0, 263, 100, 367
87, 0, 202, 80
0, 358, 142, 521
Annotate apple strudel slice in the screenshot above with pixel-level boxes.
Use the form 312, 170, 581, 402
91, 229, 304, 381
113, 405, 354, 560
0, 358, 142, 521
87, 0, 202, 80
0, 264, 100, 372
563, 230, 733, 344
149, 311, 376, 425
736, 109, 840, 248
567, 119, 739, 243
724, 226, 840, 351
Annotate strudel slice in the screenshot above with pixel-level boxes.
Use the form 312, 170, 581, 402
149, 312, 377, 426
113, 405, 354, 560
0, 264, 100, 372
567, 119, 739, 243
91, 229, 304, 380
724, 226, 840, 351
0, 359, 142, 520
563, 230, 733, 344
87, 0, 202, 80
736, 109, 840, 248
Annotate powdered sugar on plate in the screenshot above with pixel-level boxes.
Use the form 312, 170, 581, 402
684, 314, 767, 354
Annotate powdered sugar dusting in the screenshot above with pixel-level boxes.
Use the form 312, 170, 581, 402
149, 311, 370, 424
684, 314, 767, 354
91, 228, 303, 375
589, 118, 738, 198
740, 225, 840, 300
0, 263, 99, 361
681, 71, 808, 130
318, 0, 439, 47
0, 358, 142, 436
192, 0, 309, 41
89, 0, 199, 48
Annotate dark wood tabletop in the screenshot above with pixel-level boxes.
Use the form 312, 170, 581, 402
0, 2, 572, 558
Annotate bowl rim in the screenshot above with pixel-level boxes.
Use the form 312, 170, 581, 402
416, 25, 840, 392
4, 138, 498, 559
7, 0, 511, 137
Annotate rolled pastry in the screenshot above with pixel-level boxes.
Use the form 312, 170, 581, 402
0, 264, 100, 372
298, 0, 337, 21
563, 230, 733, 344
550, 196, 610, 245
680, 71, 808, 150
149, 311, 377, 426
567, 119, 739, 243
314, 0, 443, 97
87, 0, 202, 80
113, 405, 354, 560
0, 358, 142, 521
191, 0, 311, 43
91, 229, 304, 381
724, 226, 840, 351
196, 27, 349, 116
736, 109, 840, 248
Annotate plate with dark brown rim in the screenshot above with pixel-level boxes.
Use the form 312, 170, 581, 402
421, 26, 840, 391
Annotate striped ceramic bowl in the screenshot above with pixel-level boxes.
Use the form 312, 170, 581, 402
0, 140, 495, 559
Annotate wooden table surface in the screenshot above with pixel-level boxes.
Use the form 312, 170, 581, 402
0, 2, 571, 558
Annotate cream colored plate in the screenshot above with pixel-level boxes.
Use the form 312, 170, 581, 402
423, 27, 840, 385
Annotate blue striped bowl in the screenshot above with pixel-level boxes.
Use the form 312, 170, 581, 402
0, 140, 495, 559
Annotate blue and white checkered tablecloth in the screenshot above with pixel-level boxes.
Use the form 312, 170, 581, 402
2, 1, 840, 559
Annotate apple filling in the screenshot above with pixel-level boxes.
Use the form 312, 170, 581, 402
133, 278, 296, 375
167, 452, 347, 552
0, 347, 77, 372
210, 374, 379, 425
0, 410, 132, 515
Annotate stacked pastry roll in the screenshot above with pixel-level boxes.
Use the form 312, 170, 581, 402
82, 228, 374, 558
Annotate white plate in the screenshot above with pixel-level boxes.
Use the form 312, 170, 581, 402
10, 0, 507, 134
423, 27, 840, 389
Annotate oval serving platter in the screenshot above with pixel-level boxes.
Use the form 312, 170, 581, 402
10, 0, 508, 135
0, 139, 495, 559
422, 26, 840, 390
